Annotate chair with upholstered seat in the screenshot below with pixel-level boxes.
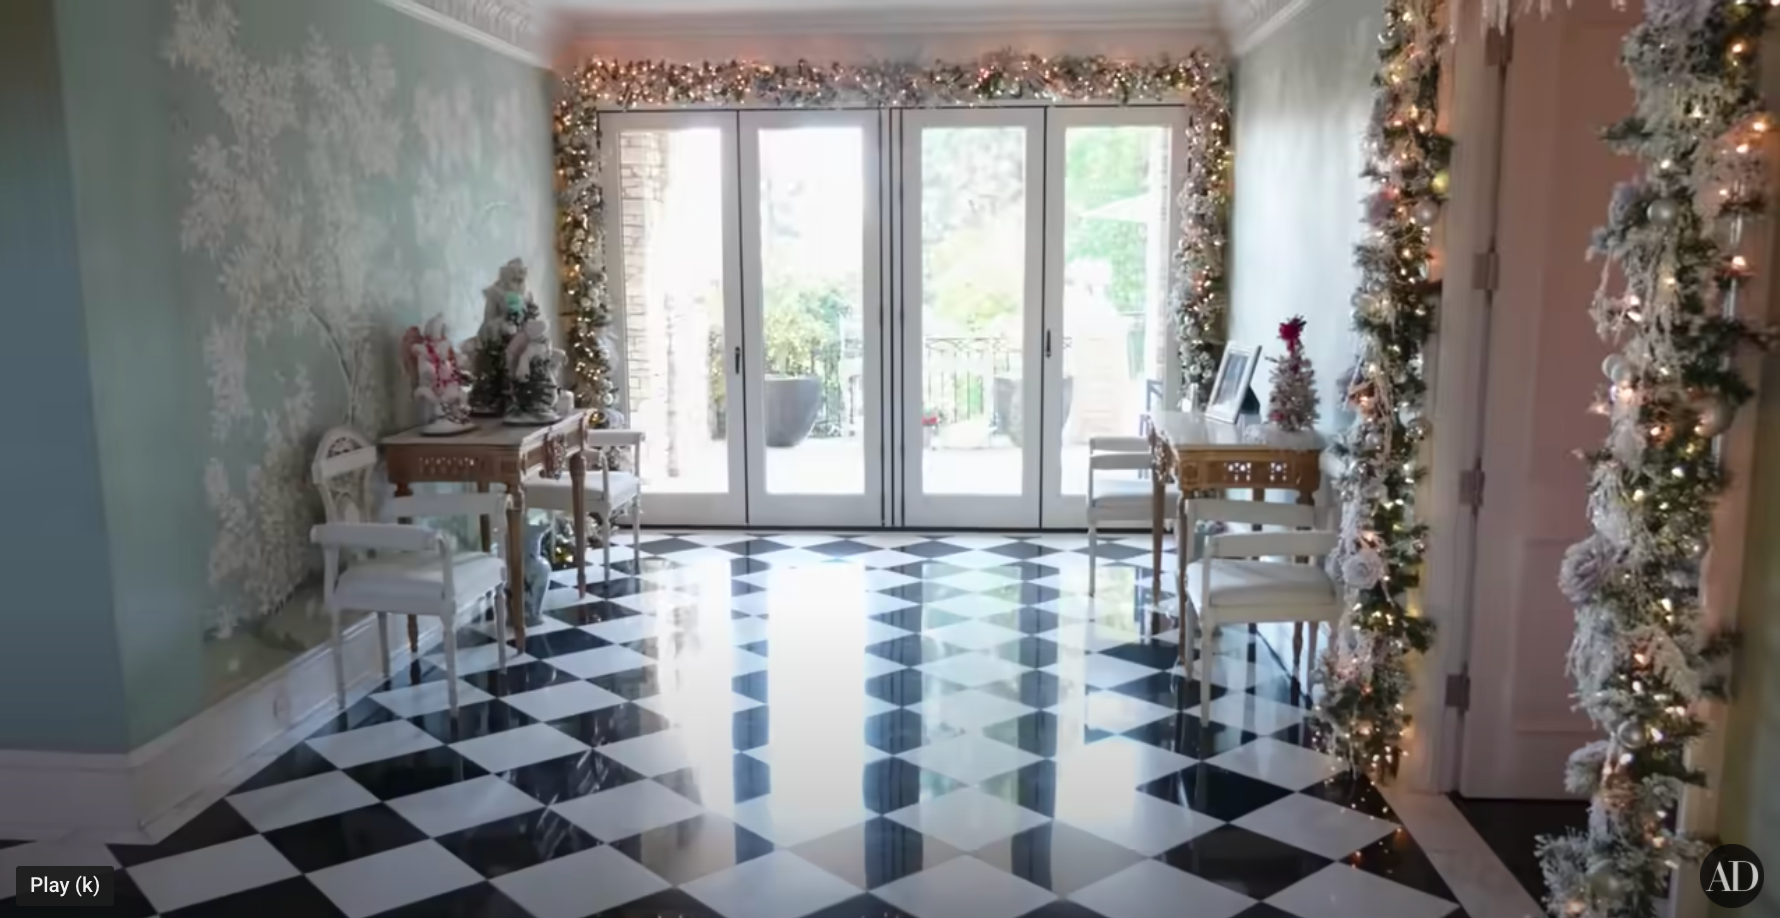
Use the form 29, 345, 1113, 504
1175, 498, 1339, 707
1086, 435, 1177, 596
523, 429, 644, 580
310, 428, 512, 715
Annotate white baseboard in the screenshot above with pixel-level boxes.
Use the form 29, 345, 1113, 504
0, 614, 442, 844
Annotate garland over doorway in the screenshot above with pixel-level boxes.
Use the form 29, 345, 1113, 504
551, 52, 1233, 425
1532, 0, 1773, 914
1316, 0, 1449, 774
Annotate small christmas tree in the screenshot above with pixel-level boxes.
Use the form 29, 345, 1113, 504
1266, 316, 1318, 432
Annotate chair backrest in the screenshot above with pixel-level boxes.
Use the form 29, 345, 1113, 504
312, 427, 377, 524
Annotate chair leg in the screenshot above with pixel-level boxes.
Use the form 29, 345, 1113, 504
631, 501, 641, 551
442, 621, 460, 715
1201, 618, 1218, 713
1087, 523, 1098, 597
602, 507, 613, 583
331, 609, 346, 711
376, 612, 390, 680
492, 593, 508, 671
1292, 623, 1304, 680
1305, 623, 1320, 700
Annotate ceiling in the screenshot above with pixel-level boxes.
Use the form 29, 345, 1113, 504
543, 0, 1195, 11
436, 0, 1307, 57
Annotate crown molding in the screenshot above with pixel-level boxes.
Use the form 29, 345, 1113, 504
1223, 0, 1321, 54
376, 0, 546, 65
549, 3, 1218, 42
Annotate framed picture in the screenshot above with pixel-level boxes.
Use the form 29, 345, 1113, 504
1205, 342, 1262, 423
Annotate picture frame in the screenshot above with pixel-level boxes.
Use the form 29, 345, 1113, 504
1205, 342, 1262, 423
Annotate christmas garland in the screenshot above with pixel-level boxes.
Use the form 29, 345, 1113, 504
1535, 0, 1771, 914
552, 52, 1231, 423
1314, 0, 1449, 774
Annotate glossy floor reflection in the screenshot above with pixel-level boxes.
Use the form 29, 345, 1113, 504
2, 533, 1474, 918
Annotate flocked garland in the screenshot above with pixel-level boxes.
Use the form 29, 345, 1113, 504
1535, 0, 1771, 914
552, 52, 1231, 423
1314, 0, 1448, 775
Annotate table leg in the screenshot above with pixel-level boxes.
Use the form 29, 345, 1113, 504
1150, 473, 1164, 601
507, 483, 528, 649
395, 482, 419, 654
570, 451, 588, 597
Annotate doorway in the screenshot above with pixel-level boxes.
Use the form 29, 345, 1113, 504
603, 106, 1186, 529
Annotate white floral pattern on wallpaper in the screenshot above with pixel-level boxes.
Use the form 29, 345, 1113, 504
166, 0, 549, 636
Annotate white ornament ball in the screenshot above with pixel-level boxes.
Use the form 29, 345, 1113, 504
1601, 355, 1630, 384
1646, 198, 1681, 225
1342, 548, 1387, 592
1411, 199, 1442, 226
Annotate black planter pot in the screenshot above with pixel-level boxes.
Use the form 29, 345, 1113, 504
764, 375, 822, 448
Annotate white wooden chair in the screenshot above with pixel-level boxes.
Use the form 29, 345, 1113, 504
524, 430, 645, 580
1175, 498, 1339, 708
1086, 435, 1177, 596
310, 428, 512, 715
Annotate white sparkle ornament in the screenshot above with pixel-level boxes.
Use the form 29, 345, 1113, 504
1341, 548, 1387, 591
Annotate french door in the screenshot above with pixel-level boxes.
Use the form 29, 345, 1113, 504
604, 106, 1185, 529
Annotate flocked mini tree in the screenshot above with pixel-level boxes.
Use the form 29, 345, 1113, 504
1266, 316, 1319, 432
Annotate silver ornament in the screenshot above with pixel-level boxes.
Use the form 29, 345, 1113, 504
1601, 354, 1631, 384
1692, 396, 1729, 437
1405, 416, 1432, 441
1646, 198, 1680, 224
1411, 199, 1442, 226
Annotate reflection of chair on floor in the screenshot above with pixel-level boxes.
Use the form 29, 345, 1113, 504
309, 428, 512, 716
1175, 499, 1339, 708
1086, 436, 1176, 596
525, 430, 646, 579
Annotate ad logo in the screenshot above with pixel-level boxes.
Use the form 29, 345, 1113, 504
1700, 844, 1763, 908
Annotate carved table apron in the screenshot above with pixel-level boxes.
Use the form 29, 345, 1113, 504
381, 412, 591, 651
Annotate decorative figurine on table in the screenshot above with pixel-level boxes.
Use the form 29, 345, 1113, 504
462, 258, 533, 417
400, 315, 476, 436
504, 299, 567, 425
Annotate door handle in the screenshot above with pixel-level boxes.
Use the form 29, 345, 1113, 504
1044, 329, 1053, 359
734, 346, 742, 374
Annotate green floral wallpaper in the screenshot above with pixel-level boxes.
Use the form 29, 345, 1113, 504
52, 0, 554, 746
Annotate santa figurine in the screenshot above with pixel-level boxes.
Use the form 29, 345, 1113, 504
402, 315, 476, 435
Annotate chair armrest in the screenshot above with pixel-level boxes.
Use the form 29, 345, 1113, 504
1204, 530, 1339, 559
1089, 435, 1151, 453
585, 429, 645, 448
311, 522, 445, 553
383, 492, 512, 521
1186, 498, 1316, 529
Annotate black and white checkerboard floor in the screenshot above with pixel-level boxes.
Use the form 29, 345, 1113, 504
1, 532, 1474, 918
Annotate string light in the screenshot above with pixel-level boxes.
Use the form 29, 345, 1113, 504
1537, 0, 1771, 914
1315, 0, 1446, 778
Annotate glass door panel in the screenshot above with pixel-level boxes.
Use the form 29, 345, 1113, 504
1041, 108, 1186, 527
901, 109, 1044, 529
740, 111, 884, 527
603, 112, 745, 526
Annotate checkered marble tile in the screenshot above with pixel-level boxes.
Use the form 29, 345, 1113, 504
11, 532, 1469, 918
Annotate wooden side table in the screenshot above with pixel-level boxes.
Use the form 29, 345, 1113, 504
1144, 412, 1325, 659
381, 412, 592, 651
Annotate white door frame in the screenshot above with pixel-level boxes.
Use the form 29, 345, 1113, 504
737, 109, 887, 528
1039, 105, 1189, 530
601, 110, 746, 527
898, 107, 1047, 529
